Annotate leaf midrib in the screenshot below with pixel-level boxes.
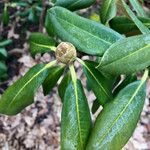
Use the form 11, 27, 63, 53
31, 41, 55, 51
70, 64, 83, 148
44, 66, 64, 90
100, 43, 150, 69
73, 80, 83, 148
121, 0, 150, 34
102, 0, 114, 22
6, 61, 56, 112
81, 60, 112, 100
68, 0, 82, 8
96, 79, 145, 147
129, 0, 147, 17
50, 11, 113, 45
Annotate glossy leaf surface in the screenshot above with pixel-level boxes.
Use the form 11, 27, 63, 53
0, 48, 7, 59
0, 61, 56, 115
98, 34, 150, 75
100, 0, 117, 24
0, 39, 12, 47
87, 79, 146, 150
46, 6, 123, 56
129, 0, 148, 17
78, 59, 113, 105
61, 78, 92, 149
58, 72, 71, 101
2, 5, 9, 26
110, 16, 150, 35
29, 32, 56, 57
43, 65, 65, 95
121, 0, 150, 34
55, 0, 96, 11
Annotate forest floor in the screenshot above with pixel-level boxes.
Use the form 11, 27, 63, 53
0, 0, 150, 150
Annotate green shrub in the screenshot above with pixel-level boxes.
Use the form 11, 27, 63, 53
0, 0, 150, 149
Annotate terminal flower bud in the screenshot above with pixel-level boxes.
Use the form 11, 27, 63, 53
55, 42, 77, 64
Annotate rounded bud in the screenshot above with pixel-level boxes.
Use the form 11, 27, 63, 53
55, 42, 77, 64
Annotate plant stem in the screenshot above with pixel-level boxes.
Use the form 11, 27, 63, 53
76, 57, 85, 66
141, 69, 149, 83
46, 60, 57, 68
69, 64, 77, 83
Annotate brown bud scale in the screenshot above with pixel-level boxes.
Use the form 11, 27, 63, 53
55, 42, 77, 64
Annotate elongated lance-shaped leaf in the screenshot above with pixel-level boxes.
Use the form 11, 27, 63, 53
61, 65, 92, 150
77, 58, 114, 105
45, 6, 123, 56
129, 0, 148, 18
0, 48, 7, 59
109, 16, 150, 35
55, 0, 96, 11
42, 65, 65, 95
58, 72, 71, 102
29, 32, 56, 57
0, 39, 12, 47
86, 70, 148, 150
0, 60, 57, 115
97, 34, 150, 75
100, 0, 117, 24
2, 4, 9, 26
121, 0, 150, 34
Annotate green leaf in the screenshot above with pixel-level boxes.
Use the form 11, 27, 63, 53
86, 79, 92, 91
109, 16, 150, 35
42, 65, 65, 95
100, 0, 117, 24
86, 70, 147, 150
46, 6, 123, 56
45, 11, 56, 37
129, 0, 148, 17
91, 99, 101, 114
55, 0, 96, 11
113, 75, 137, 96
0, 61, 56, 116
29, 32, 56, 57
121, 0, 150, 34
15, 2, 29, 7
0, 48, 7, 60
78, 58, 114, 105
58, 72, 71, 102
15, 9, 30, 18
52, 0, 57, 3
97, 34, 150, 75
28, 8, 37, 23
61, 79, 92, 149
2, 5, 9, 26
0, 39, 12, 47
0, 61, 7, 76
112, 76, 121, 89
